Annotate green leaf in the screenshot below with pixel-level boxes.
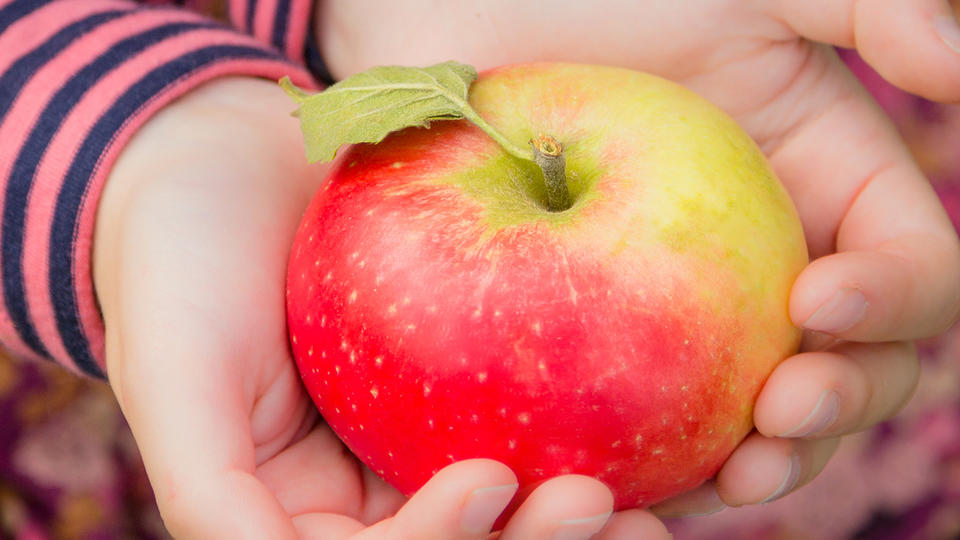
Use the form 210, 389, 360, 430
280, 62, 481, 163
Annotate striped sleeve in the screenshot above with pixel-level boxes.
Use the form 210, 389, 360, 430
0, 0, 319, 378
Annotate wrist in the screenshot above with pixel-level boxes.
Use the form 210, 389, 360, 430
92, 76, 321, 345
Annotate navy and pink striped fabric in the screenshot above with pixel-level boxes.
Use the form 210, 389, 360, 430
0, 0, 321, 378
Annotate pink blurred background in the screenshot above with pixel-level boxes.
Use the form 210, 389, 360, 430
1, 51, 959, 539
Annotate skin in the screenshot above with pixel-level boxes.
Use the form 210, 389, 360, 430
92, 0, 960, 537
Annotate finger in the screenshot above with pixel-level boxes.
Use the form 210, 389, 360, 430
649, 481, 725, 519
758, 48, 960, 342
716, 433, 841, 507
351, 459, 518, 540
499, 475, 614, 540
771, 0, 960, 102
789, 177, 960, 342
754, 342, 920, 440
596, 509, 672, 540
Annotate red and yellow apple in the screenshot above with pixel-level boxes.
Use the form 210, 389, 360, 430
286, 63, 808, 510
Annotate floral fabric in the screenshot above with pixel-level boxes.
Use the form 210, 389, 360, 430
1, 51, 959, 539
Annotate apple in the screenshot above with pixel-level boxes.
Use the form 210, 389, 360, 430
285, 62, 808, 512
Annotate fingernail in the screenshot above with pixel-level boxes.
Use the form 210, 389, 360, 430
779, 390, 840, 438
799, 330, 840, 352
935, 15, 960, 54
461, 483, 518, 534
683, 492, 727, 518
803, 288, 867, 333
552, 511, 613, 540
761, 453, 801, 504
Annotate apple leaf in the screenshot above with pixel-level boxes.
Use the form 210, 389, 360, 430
281, 62, 489, 163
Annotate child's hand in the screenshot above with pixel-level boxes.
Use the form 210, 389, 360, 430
91, 77, 670, 539
318, 0, 960, 515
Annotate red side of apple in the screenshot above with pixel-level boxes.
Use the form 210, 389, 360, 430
286, 63, 806, 513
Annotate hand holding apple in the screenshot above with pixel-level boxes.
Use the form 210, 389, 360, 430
315, 0, 960, 515
284, 62, 809, 514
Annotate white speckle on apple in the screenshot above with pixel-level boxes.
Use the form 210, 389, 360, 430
427, 305, 438, 314
402, 296, 411, 305
508, 440, 517, 450
518, 412, 531, 425
446, 454, 454, 461
471, 414, 479, 423
537, 361, 547, 372
660, 385, 668, 393
305, 314, 312, 324
652, 447, 665, 456
391, 161, 404, 168
612, 440, 622, 448
334, 365, 341, 374
365, 209, 374, 217
359, 424, 364, 431
494, 310, 502, 317
374, 356, 383, 367
370, 387, 379, 399
307, 347, 314, 357
375, 273, 384, 286
406, 323, 417, 332
387, 304, 398, 316
324, 271, 332, 281
351, 404, 357, 412
532, 321, 542, 335
358, 260, 366, 268
472, 308, 482, 319
477, 372, 488, 383
661, 415, 669, 425
340, 340, 348, 351
681, 385, 689, 392
350, 251, 359, 261
423, 382, 432, 397
635, 434, 643, 447
387, 451, 394, 458
320, 315, 326, 327
291, 335, 298, 345
498, 407, 507, 417
348, 290, 358, 303
334, 407, 341, 414
427, 418, 435, 429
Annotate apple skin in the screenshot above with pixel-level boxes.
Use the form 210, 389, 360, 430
286, 63, 809, 510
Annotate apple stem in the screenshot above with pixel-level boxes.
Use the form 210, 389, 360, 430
530, 134, 571, 212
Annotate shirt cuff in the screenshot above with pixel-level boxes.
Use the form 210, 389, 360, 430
0, 0, 318, 378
